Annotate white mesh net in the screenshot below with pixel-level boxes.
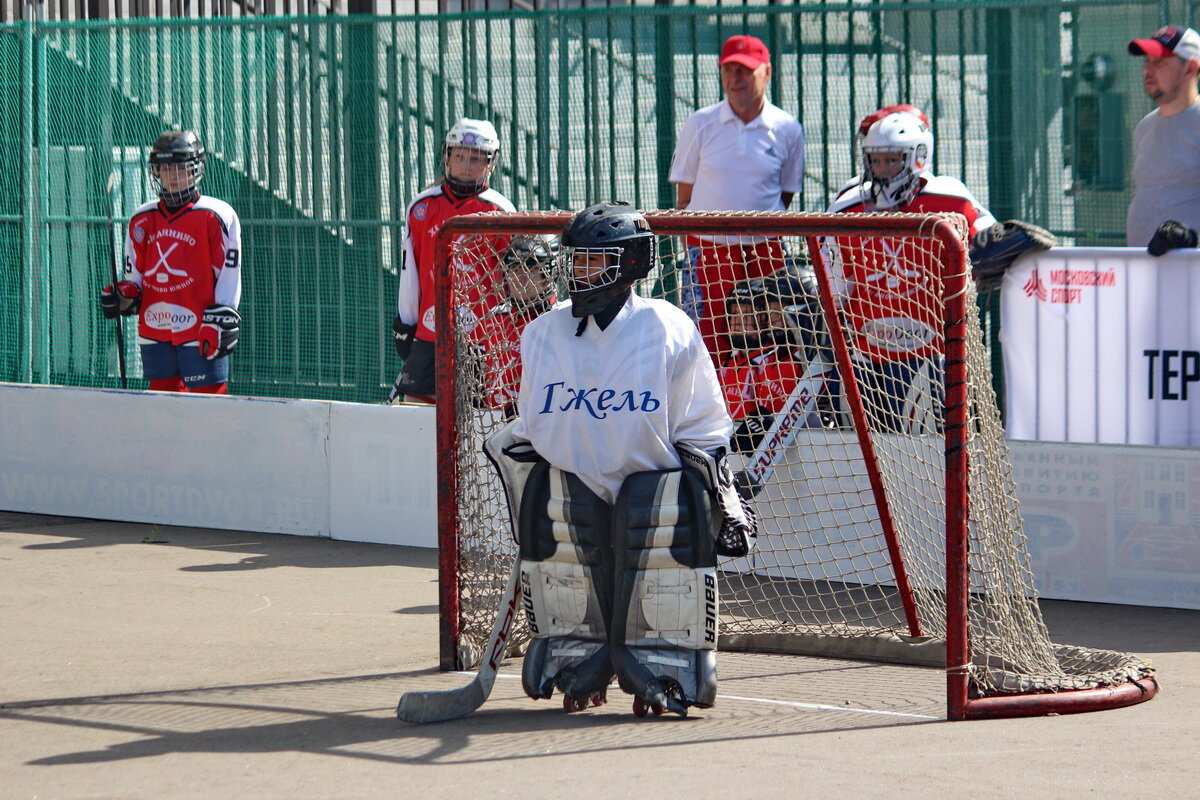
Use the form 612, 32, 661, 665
438, 210, 1154, 709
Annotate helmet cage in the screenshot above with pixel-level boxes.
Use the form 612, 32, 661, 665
442, 119, 501, 198
442, 144, 499, 198
560, 236, 656, 317
759, 272, 819, 348
858, 112, 933, 210
725, 278, 769, 351
149, 160, 204, 206
861, 146, 926, 210
501, 236, 556, 313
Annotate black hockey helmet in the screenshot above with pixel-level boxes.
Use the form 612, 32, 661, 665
500, 235, 557, 314
761, 269, 820, 348
560, 201, 656, 318
725, 277, 769, 351
501, 235, 557, 278
727, 277, 770, 311
148, 130, 205, 206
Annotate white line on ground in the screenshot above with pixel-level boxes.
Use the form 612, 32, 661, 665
477, 673, 938, 719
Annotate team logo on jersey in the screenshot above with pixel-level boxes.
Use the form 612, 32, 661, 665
142, 301, 198, 333
421, 306, 437, 332
132, 226, 146, 243
536, 382, 662, 419
413, 202, 428, 221
143, 240, 193, 288
859, 316, 935, 354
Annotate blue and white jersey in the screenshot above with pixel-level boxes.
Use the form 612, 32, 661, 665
513, 293, 732, 504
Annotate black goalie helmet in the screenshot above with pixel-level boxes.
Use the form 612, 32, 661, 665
148, 130, 205, 207
500, 235, 557, 314
762, 269, 820, 348
559, 201, 657, 318
725, 277, 770, 352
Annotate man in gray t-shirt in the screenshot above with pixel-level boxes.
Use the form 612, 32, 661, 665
1127, 25, 1200, 252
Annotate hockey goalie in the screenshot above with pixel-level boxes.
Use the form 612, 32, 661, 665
489, 201, 757, 717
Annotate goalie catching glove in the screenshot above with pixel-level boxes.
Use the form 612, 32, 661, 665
99, 281, 141, 319
197, 304, 240, 360
675, 442, 758, 558
969, 219, 1056, 279
1147, 220, 1199, 257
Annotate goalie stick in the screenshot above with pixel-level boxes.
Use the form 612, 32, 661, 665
734, 356, 834, 499
396, 555, 522, 723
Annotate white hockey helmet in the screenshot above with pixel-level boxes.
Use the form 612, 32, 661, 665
442, 117, 500, 197
859, 111, 933, 210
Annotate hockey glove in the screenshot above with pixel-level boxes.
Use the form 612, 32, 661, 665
675, 443, 759, 558
99, 281, 141, 319
197, 304, 241, 360
969, 220, 1056, 280
392, 315, 418, 360
1147, 220, 1199, 257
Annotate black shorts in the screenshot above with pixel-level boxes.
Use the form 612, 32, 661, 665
393, 339, 436, 397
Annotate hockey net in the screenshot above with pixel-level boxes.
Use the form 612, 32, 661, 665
432, 210, 1156, 720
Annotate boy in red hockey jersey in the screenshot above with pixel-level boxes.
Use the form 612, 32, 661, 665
469, 235, 556, 416
99, 130, 242, 394
389, 118, 516, 404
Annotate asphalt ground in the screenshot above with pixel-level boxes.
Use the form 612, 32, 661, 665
2, 510, 1198, 800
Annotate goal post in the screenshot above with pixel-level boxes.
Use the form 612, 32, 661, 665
431, 209, 1158, 721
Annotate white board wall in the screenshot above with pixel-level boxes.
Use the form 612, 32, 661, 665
0, 383, 436, 548
2, 382, 1198, 609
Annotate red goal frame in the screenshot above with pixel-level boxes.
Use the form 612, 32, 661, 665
430, 210, 1159, 721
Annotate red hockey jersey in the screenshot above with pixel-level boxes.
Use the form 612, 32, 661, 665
718, 345, 803, 419
469, 300, 551, 411
825, 175, 979, 363
124, 196, 242, 345
397, 184, 515, 343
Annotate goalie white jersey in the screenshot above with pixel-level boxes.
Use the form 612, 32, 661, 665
513, 293, 732, 504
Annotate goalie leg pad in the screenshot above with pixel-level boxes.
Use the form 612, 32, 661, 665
519, 465, 615, 701
610, 468, 719, 713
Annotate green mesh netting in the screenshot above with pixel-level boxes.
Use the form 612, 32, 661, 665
0, 2, 1183, 400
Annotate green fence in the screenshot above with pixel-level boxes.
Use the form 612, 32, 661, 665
1, 1, 1194, 403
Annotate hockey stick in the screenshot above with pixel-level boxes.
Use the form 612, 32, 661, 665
396, 555, 523, 723
386, 374, 403, 405
104, 172, 128, 389
734, 356, 834, 499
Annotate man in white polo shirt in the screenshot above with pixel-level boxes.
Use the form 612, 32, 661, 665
668, 34, 805, 363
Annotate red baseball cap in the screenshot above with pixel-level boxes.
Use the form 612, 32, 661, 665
719, 35, 770, 69
1129, 25, 1200, 62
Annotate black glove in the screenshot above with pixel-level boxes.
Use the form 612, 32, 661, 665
392, 314, 417, 359
732, 413, 769, 453
198, 304, 241, 360
99, 281, 141, 319
1147, 220, 1199, 257
716, 503, 758, 558
969, 220, 1056, 279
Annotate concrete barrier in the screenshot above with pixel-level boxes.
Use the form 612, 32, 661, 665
2, 382, 1197, 609
0, 383, 436, 548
